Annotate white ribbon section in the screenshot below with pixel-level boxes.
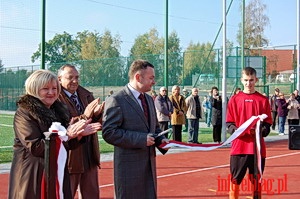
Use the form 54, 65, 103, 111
161, 114, 267, 182
49, 122, 68, 139
255, 119, 263, 182
161, 114, 267, 151
49, 122, 68, 199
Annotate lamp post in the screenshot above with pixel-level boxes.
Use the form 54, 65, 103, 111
164, 0, 169, 89
41, 0, 46, 69
182, 52, 185, 88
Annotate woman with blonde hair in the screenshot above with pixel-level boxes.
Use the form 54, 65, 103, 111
169, 85, 186, 141
8, 70, 100, 199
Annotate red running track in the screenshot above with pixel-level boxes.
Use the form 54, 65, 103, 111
1, 140, 300, 198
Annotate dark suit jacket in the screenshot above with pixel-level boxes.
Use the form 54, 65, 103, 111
102, 85, 167, 199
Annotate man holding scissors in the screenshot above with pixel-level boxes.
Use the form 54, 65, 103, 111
102, 60, 169, 199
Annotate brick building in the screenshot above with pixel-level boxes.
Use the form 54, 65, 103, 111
259, 49, 297, 75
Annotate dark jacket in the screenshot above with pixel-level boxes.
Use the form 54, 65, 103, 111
58, 85, 101, 173
9, 95, 78, 199
277, 98, 288, 117
210, 96, 222, 125
154, 94, 173, 122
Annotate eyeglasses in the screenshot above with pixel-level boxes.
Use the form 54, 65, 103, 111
63, 76, 80, 81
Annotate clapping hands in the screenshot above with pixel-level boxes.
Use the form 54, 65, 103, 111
84, 98, 105, 119
67, 118, 102, 140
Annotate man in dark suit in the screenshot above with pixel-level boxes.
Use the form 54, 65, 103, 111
102, 59, 169, 199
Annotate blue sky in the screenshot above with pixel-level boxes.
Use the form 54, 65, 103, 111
0, 0, 297, 67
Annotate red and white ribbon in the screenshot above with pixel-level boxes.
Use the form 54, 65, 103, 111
160, 114, 268, 181
49, 122, 68, 199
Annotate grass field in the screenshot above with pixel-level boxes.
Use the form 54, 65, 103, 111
0, 113, 218, 163
0, 113, 278, 164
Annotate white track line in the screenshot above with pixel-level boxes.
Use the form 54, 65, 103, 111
0, 124, 13, 127
99, 151, 300, 188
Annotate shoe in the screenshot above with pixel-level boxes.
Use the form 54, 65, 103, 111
193, 141, 202, 144
187, 141, 202, 144
279, 133, 284, 136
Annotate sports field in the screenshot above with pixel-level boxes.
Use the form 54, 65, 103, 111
0, 139, 299, 198
0, 112, 219, 163
1, 112, 299, 198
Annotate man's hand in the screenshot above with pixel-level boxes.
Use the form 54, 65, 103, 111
94, 101, 105, 117
161, 138, 169, 144
146, 134, 155, 146
84, 98, 101, 119
160, 138, 170, 150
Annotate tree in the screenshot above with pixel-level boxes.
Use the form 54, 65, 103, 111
31, 31, 81, 70
129, 28, 164, 84
77, 30, 123, 86
236, 0, 270, 54
129, 28, 182, 85
79, 31, 101, 60
220, 39, 234, 57
31, 30, 124, 85
166, 31, 182, 85
0, 58, 4, 72
130, 28, 164, 58
183, 42, 216, 85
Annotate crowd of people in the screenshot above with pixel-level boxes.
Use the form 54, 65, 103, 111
8, 59, 288, 199
269, 87, 300, 135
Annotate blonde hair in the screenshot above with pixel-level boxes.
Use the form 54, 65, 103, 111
25, 69, 60, 99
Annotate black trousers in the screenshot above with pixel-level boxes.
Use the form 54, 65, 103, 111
230, 155, 266, 185
213, 124, 222, 142
271, 111, 278, 129
172, 125, 182, 142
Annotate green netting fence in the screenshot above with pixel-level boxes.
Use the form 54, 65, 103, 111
1, 49, 296, 111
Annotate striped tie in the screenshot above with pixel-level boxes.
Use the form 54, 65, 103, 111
70, 94, 82, 113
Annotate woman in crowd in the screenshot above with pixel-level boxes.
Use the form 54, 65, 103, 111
169, 85, 186, 142
276, 92, 289, 135
287, 93, 299, 125
210, 86, 222, 143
